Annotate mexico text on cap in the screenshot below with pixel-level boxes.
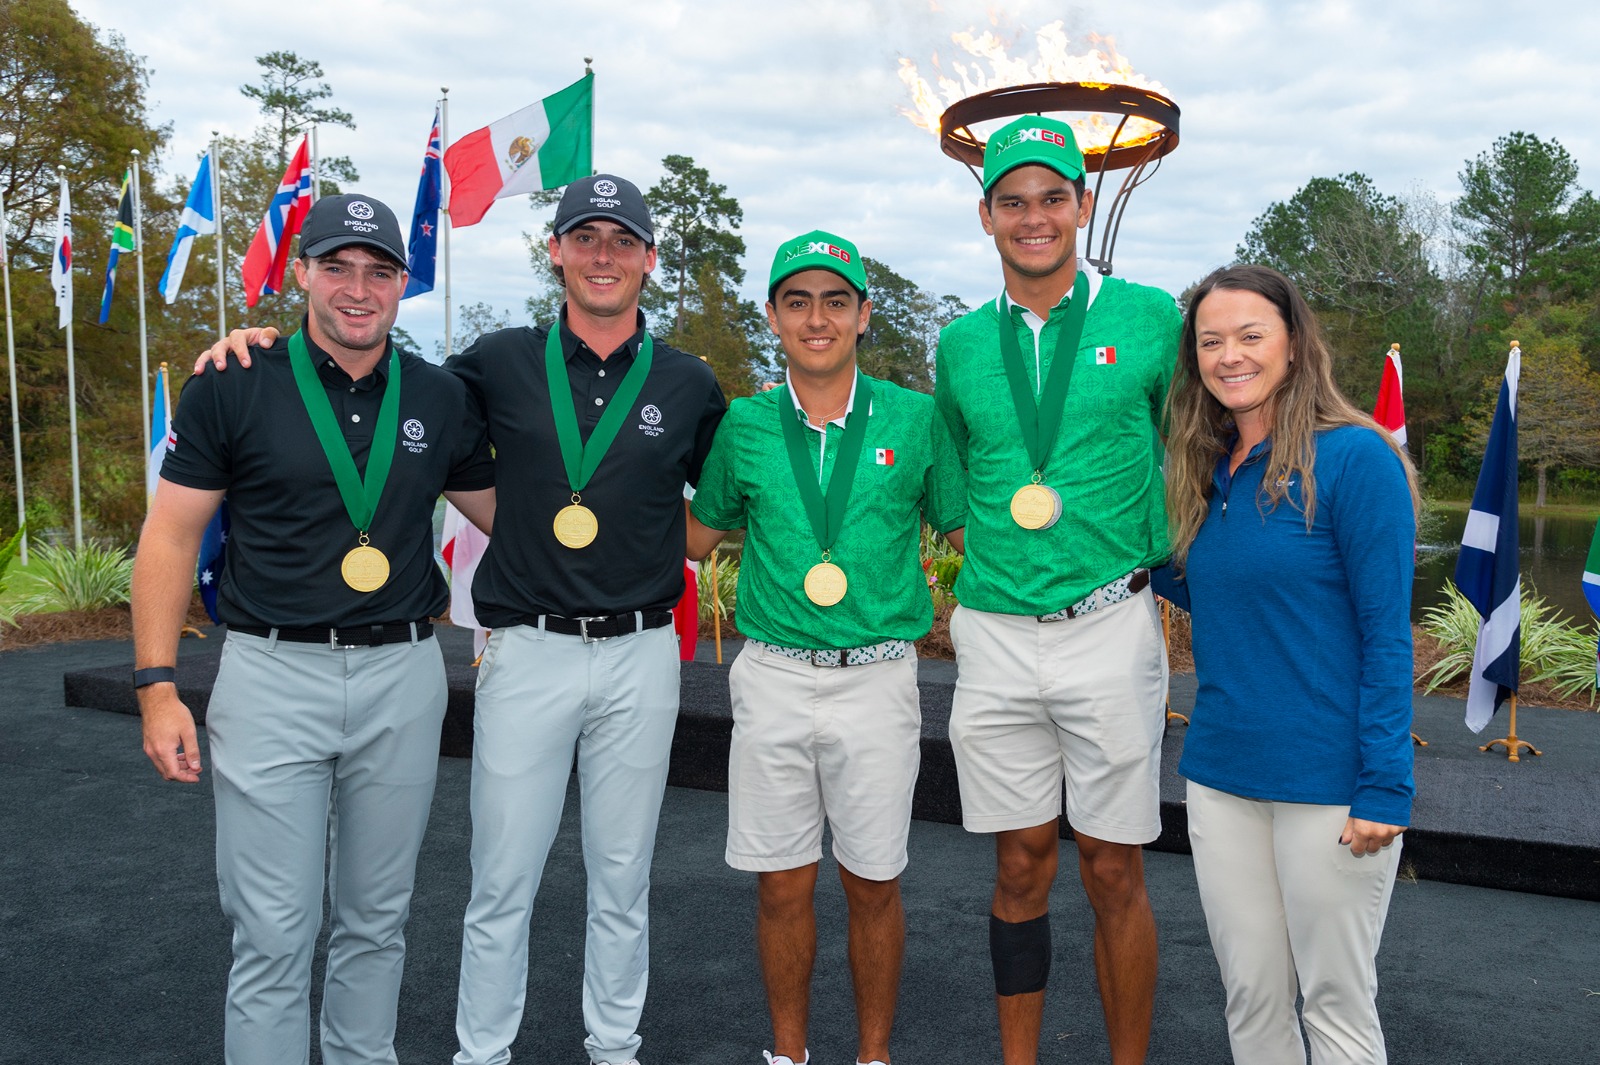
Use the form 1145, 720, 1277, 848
982, 116, 1087, 192
768, 230, 869, 300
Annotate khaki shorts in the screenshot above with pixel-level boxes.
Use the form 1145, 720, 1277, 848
948, 590, 1167, 843
725, 642, 922, 880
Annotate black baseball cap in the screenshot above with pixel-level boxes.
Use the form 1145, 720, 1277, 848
299, 193, 407, 265
554, 174, 654, 244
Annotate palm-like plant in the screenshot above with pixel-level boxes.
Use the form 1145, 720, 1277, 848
11, 540, 135, 615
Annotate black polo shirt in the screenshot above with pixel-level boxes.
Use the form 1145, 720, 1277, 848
162, 326, 495, 628
447, 310, 726, 624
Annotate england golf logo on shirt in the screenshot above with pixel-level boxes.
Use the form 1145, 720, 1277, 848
875, 448, 895, 466
1095, 346, 1117, 365
638, 403, 665, 438
402, 417, 429, 453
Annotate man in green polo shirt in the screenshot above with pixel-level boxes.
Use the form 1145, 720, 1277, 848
687, 230, 936, 1065
930, 116, 1180, 1064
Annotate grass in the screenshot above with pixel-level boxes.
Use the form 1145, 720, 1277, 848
1419, 580, 1599, 707
1426, 498, 1600, 519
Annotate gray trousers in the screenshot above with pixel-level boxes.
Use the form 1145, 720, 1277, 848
207, 628, 446, 1065
454, 622, 679, 1065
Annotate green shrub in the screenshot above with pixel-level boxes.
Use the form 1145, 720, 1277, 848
0, 525, 24, 626
1419, 580, 1598, 706
921, 526, 963, 606
11, 540, 135, 614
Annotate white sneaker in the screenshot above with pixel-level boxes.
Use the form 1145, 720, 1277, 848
763, 1052, 808, 1065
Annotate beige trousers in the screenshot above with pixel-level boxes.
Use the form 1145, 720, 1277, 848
1187, 781, 1402, 1065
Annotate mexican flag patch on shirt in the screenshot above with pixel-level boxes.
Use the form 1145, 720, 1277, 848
875, 448, 895, 466
1095, 347, 1117, 364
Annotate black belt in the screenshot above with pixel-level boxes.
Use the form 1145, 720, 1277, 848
518, 610, 674, 642
230, 620, 433, 649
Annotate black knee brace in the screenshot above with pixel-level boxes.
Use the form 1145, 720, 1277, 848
989, 912, 1051, 996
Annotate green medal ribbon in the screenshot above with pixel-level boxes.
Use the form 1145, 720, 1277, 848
545, 327, 655, 493
287, 331, 401, 537
996, 270, 1089, 478
778, 372, 873, 557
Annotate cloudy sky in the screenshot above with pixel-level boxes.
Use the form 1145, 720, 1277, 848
68, 0, 1600, 354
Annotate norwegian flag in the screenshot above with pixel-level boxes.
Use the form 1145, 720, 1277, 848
241, 136, 314, 307
1373, 344, 1407, 448
1095, 346, 1117, 364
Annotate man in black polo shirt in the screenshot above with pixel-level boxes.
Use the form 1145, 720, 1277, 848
195, 175, 726, 1065
133, 193, 495, 1065
447, 174, 724, 1065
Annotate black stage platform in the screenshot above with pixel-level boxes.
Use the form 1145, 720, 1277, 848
8, 627, 1600, 1064
61, 624, 1600, 902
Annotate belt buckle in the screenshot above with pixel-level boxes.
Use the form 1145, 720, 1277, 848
577, 616, 607, 643
329, 628, 351, 650
809, 649, 839, 668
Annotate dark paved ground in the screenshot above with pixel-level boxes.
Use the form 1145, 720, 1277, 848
4, 629, 1598, 1063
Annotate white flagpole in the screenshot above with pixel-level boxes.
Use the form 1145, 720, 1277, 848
311, 122, 322, 202
441, 87, 453, 360
132, 149, 151, 458
0, 186, 25, 563
211, 135, 227, 339
58, 167, 82, 547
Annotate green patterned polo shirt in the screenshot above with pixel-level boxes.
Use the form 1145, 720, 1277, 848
930, 269, 1180, 615
692, 375, 936, 649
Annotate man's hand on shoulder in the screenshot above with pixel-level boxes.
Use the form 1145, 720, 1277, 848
193, 326, 281, 375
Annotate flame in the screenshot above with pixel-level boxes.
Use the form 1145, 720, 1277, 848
897, 22, 1170, 153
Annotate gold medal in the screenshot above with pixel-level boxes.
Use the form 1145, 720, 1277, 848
553, 502, 599, 549
804, 561, 849, 607
341, 543, 390, 592
1011, 483, 1063, 531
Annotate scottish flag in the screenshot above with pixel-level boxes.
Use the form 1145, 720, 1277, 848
159, 152, 217, 305
404, 106, 442, 299
1455, 344, 1521, 732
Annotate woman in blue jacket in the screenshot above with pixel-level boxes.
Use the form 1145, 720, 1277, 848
1154, 265, 1419, 1065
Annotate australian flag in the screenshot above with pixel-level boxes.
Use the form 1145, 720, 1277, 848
403, 106, 442, 299
197, 502, 230, 625
1455, 344, 1521, 732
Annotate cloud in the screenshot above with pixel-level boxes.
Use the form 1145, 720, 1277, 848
69, 0, 1600, 352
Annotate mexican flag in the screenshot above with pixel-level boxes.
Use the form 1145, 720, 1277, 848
444, 74, 594, 227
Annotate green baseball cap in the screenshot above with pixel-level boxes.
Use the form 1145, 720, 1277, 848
982, 115, 1087, 192
768, 230, 869, 300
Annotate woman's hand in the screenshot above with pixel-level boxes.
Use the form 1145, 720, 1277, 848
1340, 817, 1405, 857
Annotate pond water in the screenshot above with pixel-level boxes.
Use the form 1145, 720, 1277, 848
1414, 511, 1599, 624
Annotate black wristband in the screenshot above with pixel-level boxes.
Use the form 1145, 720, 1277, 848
133, 666, 178, 689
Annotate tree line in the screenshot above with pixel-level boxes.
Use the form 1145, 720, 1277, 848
7, 0, 1599, 549
1232, 133, 1600, 504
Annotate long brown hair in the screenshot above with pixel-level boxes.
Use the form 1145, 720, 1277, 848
1165, 265, 1420, 569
